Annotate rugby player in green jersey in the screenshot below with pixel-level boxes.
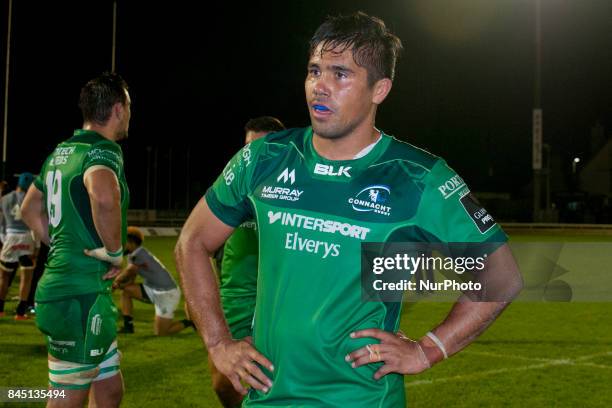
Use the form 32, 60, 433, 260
22, 73, 131, 407
210, 117, 285, 408
176, 12, 523, 407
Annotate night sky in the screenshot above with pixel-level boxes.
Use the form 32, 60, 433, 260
1, 0, 611, 211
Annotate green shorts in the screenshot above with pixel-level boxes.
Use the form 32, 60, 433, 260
36, 293, 118, 365
221, 296, 255, 340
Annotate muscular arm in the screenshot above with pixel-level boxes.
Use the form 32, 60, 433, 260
175, 198, 234, 348
21, 185, 50, 246
350, 243, 523, 377
175, 198, 274, 394
419, 244, 523, 364
84, 167, 121, 252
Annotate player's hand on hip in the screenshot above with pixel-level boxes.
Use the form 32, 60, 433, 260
84, 246, 123, 267
346, 328, 431, 379
209, 338, 274, 395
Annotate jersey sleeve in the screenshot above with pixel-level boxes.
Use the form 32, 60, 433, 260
33, 174, 44, 191
416, 159, 507, 244
33, 156, 51, 191
127, 252, 137, 265
129, 248, 148, 266
82, 141, 124, 177
205, 140, 262, 227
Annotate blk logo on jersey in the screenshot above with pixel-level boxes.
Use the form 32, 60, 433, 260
460, 193, 496, 234
277, 168, 296, 184
438, 175, 466, 199
348, 185, 392, 216
314, 163, 351, 178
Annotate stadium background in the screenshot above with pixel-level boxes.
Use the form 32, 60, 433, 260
1, 0, 611, 406
1, 0, 611, 223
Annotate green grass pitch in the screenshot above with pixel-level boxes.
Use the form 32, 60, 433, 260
1, 234, 611, 407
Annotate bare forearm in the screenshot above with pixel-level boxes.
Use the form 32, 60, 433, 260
419, 244, 523, 365
25, 214, 50, 246
36, 222, 50, 246
419, 299, 509, 364
21, 187, 50, 245
90, 195, 121, 252
175, 236, 231, 349
85, 169, 122, 252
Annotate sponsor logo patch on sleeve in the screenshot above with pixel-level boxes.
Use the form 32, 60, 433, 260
460, 193, 496, 234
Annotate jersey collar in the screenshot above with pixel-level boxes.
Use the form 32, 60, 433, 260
69, 129, 109, 144
303, 127, 390, 181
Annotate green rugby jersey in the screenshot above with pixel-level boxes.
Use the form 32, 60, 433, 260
219, 220, 258, 338
206, 127, 506, 407
33, 130, 129, 302
219, 220, 259, 298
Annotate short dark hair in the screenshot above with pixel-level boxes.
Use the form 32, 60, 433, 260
127, 226, 144, 247
244, 116, 285, 133
79, 72, 128, 124
309, 11, 403, 85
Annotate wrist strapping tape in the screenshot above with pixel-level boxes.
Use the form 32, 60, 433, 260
106, 247, 123, 258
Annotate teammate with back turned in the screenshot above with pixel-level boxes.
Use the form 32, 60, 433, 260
21, 72, 131, 408
176, 12, 523, 407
